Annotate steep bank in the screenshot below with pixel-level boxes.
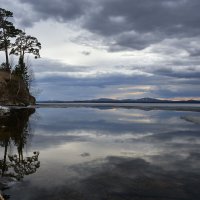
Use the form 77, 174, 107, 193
0, 71, 35, 106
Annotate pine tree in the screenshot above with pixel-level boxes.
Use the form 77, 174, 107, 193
0, 8, 22, 71
13, 56, 29, 88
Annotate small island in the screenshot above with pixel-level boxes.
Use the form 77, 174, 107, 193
0, 8, 41, 106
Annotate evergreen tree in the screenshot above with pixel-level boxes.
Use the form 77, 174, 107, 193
10, 32, 41, 63
11, 32, 41, 88
0, 8, 22, 71
13, 56, 29, 88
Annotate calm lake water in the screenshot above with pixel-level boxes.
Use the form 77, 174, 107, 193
0, 104, 200, 200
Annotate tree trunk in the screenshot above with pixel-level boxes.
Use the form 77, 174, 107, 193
5, 46, 9, 70
2, 141, 8, 176
3, 28, 10, 71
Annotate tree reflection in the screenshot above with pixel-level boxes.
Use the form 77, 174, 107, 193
8, 151, 40, 180
0, 108, 40, 199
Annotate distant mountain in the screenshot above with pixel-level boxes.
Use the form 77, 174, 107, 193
87, 98, 164, 103
91, 98, 117, 102
37, 98, 200, 104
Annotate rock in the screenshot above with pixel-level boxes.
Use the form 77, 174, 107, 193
0, 71, 35, 106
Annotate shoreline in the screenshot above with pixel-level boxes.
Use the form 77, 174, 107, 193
1, 102, 200, 112
35, 102, 200, 112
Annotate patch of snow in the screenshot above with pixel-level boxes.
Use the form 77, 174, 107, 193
0, 106, 10, 116
0, 106, 9, 110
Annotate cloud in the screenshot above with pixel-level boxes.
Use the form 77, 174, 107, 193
13, 0, 200, 51
16, 0, 90, 26
1, 0, 200, 100
148, 66, 200, 79
3, 0, 200, 55
81, 51, 91, 56
27, 58, 199, 100
83, 0, 200, 50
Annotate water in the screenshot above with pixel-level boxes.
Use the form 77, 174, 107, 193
0, 104, 200, 199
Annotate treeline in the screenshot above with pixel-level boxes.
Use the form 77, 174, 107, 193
0, 8, 41, 89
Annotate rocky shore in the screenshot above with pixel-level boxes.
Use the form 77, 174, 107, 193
0, 71, 35, 106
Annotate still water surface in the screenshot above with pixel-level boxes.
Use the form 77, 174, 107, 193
0, 104, 200, 199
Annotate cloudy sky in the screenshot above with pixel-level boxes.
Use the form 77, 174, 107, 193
1, 0, 200, 100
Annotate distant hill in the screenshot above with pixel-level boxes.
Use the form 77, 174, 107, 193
37, 98, 200, 104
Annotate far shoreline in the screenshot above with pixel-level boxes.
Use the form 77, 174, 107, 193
35, 102, 200, 112
1, 102, 200, 112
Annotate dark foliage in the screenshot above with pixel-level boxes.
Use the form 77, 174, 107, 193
0, 8, 22, 71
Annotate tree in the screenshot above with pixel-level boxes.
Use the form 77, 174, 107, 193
14, 56, 30, 88
10, 32, 41, 63
11, 32, 41, 88
0, 108, 39, 181
0, 8, 22, 71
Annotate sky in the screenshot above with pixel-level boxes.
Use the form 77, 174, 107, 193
1, 0, 200, 101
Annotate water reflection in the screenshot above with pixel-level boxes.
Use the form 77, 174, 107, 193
0, 109, 40, 199
0, 106, 200, 200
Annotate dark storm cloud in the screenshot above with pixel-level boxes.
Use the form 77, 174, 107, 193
188, 48, 200, 57
149, 67, 200, 79
18, 0, 89, 26
83, 0, 200, 50
153, 86, 200, 99
17, 0, 200, 50
85, 0, 200, 35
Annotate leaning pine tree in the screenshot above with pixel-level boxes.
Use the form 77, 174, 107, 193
11, 32, 41, 89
